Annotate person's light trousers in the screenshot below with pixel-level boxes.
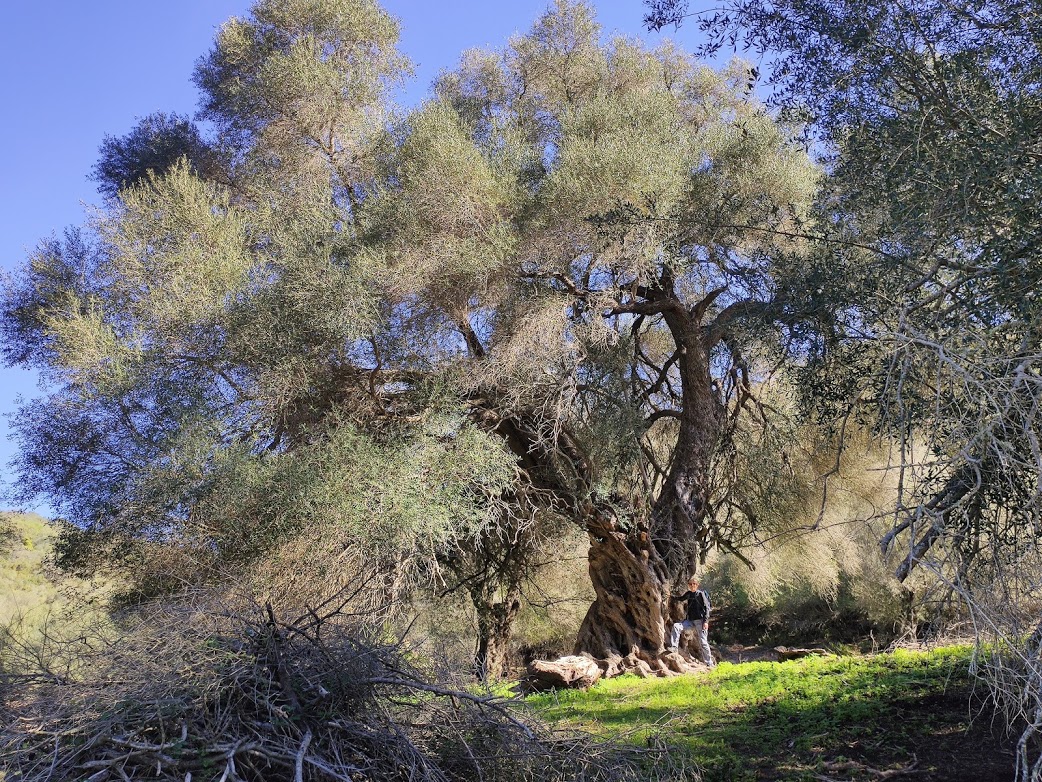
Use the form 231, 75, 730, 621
670, 619, 713, 666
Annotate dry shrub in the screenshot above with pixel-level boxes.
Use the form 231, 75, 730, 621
251, 529, 415, 623
935, 549, 1042, 781
408, 527, 596, 675
412, 590, 480, 673
706, 521, 913, 643
0, 515, 14, 552
703, 432, 922, 644
1, 579, 694, 782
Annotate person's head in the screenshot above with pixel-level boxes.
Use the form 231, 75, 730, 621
688, 577, 700, 590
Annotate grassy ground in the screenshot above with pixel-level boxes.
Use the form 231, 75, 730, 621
526, 647, 1016, 781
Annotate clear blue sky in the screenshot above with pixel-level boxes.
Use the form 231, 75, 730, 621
0, 1, 718, 514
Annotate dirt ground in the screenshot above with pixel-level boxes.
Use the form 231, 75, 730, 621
815, 690, 1019, 782
714, 643, 787, 663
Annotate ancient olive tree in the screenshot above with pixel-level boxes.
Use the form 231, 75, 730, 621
2, 0, 823, 676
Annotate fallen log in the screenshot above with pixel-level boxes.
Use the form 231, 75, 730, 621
521, 655, 603, 692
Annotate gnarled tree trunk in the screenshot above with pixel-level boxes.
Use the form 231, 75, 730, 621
573, 294, 725, 675
572, 506, 713, 675
573, 514, 676, 676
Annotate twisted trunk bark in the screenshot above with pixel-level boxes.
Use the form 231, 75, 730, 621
573, 513, 679, 675
572, 302, 724, 675
571, 504, 714, 674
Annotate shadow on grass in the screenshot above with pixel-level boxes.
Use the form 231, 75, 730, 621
530, 648, 1015, 782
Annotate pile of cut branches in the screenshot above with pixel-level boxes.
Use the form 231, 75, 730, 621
0, 589, 693, 781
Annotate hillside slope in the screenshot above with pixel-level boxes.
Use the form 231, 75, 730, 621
0, 512, 60, 624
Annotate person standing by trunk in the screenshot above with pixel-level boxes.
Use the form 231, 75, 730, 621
667, 577, 714, 667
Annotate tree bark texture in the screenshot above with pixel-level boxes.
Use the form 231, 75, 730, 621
569, 295, 729, 673
573, 515, 671, 675
472, 585, 522, 681
571, 510, 712, 675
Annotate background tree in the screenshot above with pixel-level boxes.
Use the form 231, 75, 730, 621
645, 0, 1042, 587
435, 501, 574, 680
397, 5, 825, 674
2, 0, 827, 678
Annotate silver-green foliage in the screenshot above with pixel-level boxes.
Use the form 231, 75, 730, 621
1, 0, 821, 588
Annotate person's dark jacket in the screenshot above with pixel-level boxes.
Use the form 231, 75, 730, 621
676, 589, 711, 622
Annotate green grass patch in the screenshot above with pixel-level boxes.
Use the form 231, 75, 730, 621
527, 647, 980, 781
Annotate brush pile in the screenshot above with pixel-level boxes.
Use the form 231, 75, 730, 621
1, 590, 693, 782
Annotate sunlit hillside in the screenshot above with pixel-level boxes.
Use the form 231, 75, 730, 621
0, 512, 60, 624
0, 511, 110, 646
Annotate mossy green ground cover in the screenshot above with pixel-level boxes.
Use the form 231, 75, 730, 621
527, 647, 1013, 781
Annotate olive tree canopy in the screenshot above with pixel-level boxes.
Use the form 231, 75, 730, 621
644, 0, 1042, 588
3, 0, 827, 675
